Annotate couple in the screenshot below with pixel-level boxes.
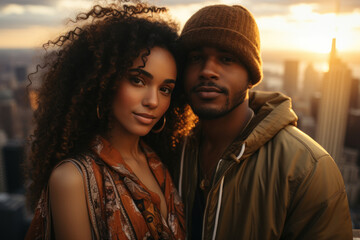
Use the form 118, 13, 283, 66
25, 1, 352, 239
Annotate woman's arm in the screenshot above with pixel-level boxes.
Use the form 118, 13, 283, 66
49, 162, 92, 240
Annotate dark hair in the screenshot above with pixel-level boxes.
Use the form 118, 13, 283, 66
26, 0, 195, 209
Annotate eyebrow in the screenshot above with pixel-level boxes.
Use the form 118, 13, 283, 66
164, 79, 176, 84
129, 68, 176, 84
129, 68, 153, 79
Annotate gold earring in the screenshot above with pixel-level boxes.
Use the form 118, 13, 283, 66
96, 104, 102, 119
151, 116, 166, 133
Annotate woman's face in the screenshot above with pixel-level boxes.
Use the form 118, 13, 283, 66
112, 46, 177, 137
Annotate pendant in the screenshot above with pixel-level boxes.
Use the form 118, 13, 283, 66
200, 179, 209, 190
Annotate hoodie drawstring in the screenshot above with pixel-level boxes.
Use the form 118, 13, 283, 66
180, 139, 246, 240
178, 137, 187, 198
211, 143, 246, 240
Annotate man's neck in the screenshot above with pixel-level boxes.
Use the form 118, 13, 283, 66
198, 99, 253, 194
200, 99, 253, 152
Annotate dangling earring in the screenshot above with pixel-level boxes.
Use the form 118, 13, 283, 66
151, 116, 166, 133
96, 104, 102, 119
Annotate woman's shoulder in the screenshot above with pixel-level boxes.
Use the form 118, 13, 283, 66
48, 161, 94, 239
49, 161, 84, 193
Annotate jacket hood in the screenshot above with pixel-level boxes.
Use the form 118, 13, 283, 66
226, 91, 298, 160
245, 90, 298, 158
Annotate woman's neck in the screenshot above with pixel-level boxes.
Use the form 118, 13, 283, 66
105, 127, 142, 162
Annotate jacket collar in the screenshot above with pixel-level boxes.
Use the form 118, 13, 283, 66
188, 91, 298, 163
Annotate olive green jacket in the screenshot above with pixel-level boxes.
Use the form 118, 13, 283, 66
176, 91, 352, 240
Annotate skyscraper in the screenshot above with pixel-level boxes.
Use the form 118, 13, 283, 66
0, 130, 7, 192
315, 38, 352, 162
283, 60, 299, 97
0, 89, 19, 139
349, 78, 359, 109
14, 66, 27, 84
303, 63, 321, 100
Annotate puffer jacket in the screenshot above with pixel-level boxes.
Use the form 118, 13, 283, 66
176, 91, 353, 240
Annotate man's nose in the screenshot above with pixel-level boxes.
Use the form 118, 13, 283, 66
200, 58, 220, 80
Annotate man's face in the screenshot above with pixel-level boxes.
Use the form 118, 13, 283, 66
184, 47, 250, 120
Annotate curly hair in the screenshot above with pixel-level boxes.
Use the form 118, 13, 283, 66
26, 0, 196, 209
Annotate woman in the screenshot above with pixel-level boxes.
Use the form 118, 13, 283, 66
25, 1, 188, 239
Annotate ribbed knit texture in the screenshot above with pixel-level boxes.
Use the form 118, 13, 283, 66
180, 5, 263, 86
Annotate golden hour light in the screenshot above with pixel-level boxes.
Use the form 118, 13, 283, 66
28, 89, 38, 111
0, 1, 359, 54
256, 3, 360, 54
168, 2, 217, 28
1, 1, 360, 238
0, 26, 63, 48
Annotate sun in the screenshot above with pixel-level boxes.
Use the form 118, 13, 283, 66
294, 14, 357, 53
257, 4, 360, 54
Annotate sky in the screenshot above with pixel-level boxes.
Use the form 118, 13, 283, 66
0, 0, 360, 54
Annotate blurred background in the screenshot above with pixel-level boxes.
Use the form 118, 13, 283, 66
0, 0, 359, 238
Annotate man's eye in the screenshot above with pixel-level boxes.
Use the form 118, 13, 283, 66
221, 56, 235, 63
188, 54, 201, 63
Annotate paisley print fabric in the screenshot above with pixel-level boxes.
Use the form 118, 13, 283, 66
25, 136, 185, 240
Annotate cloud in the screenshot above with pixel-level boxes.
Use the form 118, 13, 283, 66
0, 13, 61, 29
247, 3, 290, 17
0, 0, 54, 8
1, 4, 56, 15
1, 0, 359, 51
248, 0, 359, 14
0, 1, 92, 29
1, 4, 26, 15
161, 0, 210, 5
163, 0, 360, 19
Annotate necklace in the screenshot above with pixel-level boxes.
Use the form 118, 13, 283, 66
199, 108, 255, 191
199, 160, 217, 191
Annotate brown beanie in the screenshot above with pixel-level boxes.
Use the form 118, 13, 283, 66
180, 4, 263, 86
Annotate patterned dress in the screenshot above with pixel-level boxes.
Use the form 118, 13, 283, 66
25, 136, 186, 240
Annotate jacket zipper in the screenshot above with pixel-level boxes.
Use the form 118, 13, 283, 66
201, 143, 246, 240
201, 158, 223, 239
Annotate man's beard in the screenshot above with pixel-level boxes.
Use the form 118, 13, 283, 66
190, 87, 248, 120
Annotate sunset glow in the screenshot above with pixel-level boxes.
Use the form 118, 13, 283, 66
0, 0, 359, 56
257, 3, 360, 53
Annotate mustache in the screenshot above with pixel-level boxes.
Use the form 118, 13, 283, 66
190, 82, 229, 94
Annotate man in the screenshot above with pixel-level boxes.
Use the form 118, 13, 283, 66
176, 4, 353, 239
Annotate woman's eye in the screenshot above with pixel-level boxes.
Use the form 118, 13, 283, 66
130, 77, 145, 86
160, 87, 173, 95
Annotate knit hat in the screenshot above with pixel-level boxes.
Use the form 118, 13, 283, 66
180, 5, 263, 86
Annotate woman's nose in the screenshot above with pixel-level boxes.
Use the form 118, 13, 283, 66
142, 88, 158, 109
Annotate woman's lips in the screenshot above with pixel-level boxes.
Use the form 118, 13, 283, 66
133, 112, 156, 125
